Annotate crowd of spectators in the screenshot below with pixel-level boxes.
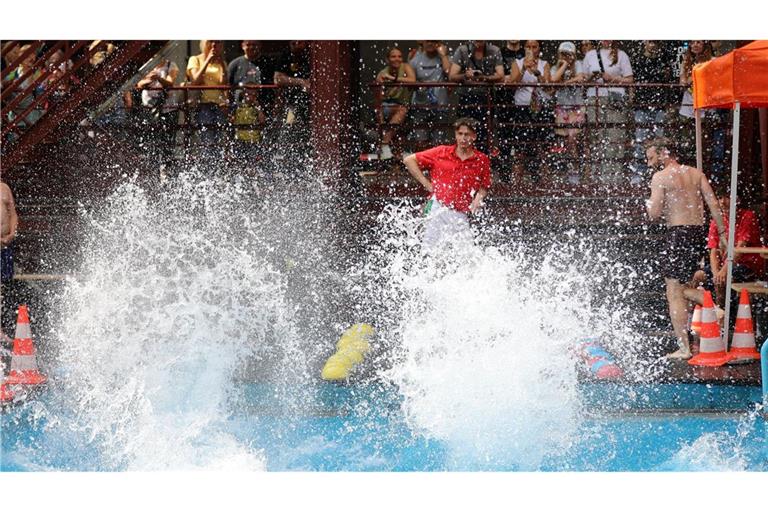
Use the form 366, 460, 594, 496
371, 39, 731, 187
2, 40, 732, 186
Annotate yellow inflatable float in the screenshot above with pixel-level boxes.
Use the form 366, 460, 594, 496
320, 323, 374, 381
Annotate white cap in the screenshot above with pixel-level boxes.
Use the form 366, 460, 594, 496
558, 41, 576, 54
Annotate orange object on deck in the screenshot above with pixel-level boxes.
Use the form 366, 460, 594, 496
689, 291, 730, 367
728, 288, 761, 363
693, 40, 768, 110
4, 305, 47, 386
0, 381, 14, 404
690, 304, 703, 334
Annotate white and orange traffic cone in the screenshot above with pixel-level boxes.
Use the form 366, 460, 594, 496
689, 291, 731, 367
690, 304, 703, 335
728, 288, 761, 363
4, 305, 47, 386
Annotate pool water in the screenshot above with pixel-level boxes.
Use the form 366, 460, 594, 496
2, 177, 766, 473
2, 382, 766, 472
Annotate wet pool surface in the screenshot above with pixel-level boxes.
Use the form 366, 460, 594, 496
2, 382, 766, 471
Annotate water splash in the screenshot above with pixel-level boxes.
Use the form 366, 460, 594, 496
366, 204, 642, 469
36, 171, 345, 470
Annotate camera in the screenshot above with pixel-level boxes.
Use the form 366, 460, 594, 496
472, 69, 482, 76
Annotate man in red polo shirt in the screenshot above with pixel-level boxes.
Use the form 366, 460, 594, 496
403, 117, 492, 250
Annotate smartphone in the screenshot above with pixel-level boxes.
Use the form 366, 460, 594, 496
525, 48, 534, 60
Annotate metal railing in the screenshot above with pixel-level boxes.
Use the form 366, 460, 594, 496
367, 81, 731, 188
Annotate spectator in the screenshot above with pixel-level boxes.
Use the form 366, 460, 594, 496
89, 40, 116, 68
676, 41, 725, 179
549, 41, 586, 184
402, 117, 491, 251
46, 49, 75, 102
630, 40, 674, 184
579, 40, 595, 66
501, 40, 525, 71
374, 47, 415, 160
228, 41, 263, 106
409, 41, 451, 149
136, 58, 180, 170
273, 40, 312, 162
495, 40, 525, 182
582, 40, 634, 184
230, 86, 266, 165
0, 181, 18, 341
5, 45, 45, 137
2, 44, 22, 77
507, 40, 553, 183
448, 41, 504, 153
186, 40, 228, 154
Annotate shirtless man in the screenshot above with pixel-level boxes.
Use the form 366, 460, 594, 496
1, 181, 18, 279
1, 181, 18, 343
645, 137, 725, 359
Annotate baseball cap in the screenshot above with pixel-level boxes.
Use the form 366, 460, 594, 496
558, 41, 577, 53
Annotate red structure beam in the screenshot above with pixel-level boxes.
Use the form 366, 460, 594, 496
310, 41, 352, 189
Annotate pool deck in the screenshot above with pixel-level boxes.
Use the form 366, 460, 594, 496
649, 358, 761, 386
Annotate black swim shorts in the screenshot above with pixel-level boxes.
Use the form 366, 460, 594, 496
661, 225, 708, 282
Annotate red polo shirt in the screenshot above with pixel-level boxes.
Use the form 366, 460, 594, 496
415, 144, 492, 213
708, 209, 764, 276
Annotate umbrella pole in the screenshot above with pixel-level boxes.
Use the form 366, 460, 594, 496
695, 108, 703, 171
723, 102, 741, 351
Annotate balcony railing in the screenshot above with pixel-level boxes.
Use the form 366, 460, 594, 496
366, 81, 732, 190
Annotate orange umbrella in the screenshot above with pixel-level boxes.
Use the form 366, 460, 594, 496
691, 41, 768, 358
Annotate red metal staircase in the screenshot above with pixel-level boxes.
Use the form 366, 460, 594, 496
2, 40, 167, 176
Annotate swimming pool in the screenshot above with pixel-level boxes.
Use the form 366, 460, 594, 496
2, 178, 766, 473
2, 381, 765, 471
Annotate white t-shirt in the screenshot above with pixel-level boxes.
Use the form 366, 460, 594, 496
552, 60, 584, 106
581, 49, 633, 97
513, 58, 552, 106
141, 61, 179, 106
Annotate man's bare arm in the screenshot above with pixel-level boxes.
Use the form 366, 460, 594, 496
0, 183, 18, 245
646, 173, 665, 220
700, 172, 726, 244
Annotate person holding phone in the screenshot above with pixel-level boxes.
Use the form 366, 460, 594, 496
448, 41, 504, 153
506, 40, 552, 183
581, 40, 633, 184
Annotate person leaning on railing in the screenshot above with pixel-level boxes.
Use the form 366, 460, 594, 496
629, 40, 674, 184
676, 40, 720, 173
186, 40, 229, 156
273, 40, 312, 162
549, 41, 586, 185
408, 41, 451, 150
581, 40, 634, 185
136, 58, 180, 170
448, 41, 504, 154
506, 40, 553, 184
375, 46, 415, 160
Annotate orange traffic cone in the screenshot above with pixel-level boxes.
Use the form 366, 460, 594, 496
4, 305, 47, 386
690, 304, 703, 334
0, 380, 14, 404
689, 291, 730, 367
728, 288, 761, 363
